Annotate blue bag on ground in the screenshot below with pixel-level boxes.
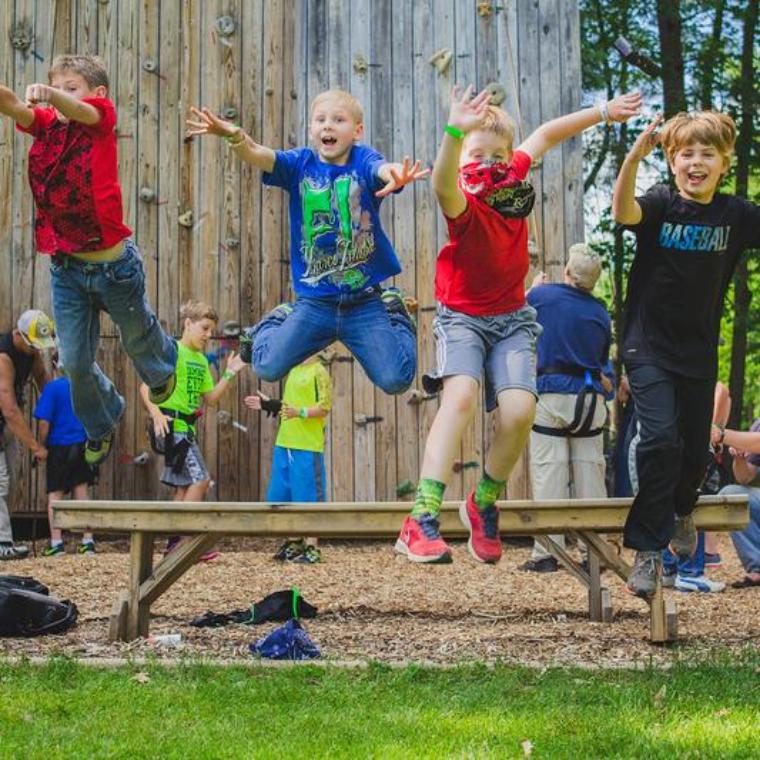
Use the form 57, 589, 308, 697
249, 618, 321, 660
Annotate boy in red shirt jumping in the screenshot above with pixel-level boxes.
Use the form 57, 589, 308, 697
0, 55, 176, 466
396, 85, 640, 564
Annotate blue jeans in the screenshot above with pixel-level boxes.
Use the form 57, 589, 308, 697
50, 240, 176, 439
252, 290, 416, 395
721, 484, 760, 574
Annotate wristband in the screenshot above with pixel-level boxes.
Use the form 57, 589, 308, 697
222, 369, 236, 382
444, 124, 465, 140
225, 128, 245, 147
712, 423, 725, 445
596, 100, 611, 125
299, 407, 309, 419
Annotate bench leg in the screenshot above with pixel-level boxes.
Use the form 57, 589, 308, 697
649, 583, 678, 643
109, 590, 130, 642
126, 531, 154, 640
586, 550, 611, 623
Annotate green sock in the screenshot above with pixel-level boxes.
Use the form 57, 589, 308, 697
474, 470, 506, 511
411, 478, 446, 519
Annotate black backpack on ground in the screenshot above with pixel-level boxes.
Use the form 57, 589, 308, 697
0, 576, 78, 637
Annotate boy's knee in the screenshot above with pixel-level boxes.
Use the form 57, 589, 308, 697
443, 386, 479, 416
252, 351, 289, 383
374, 369, 414, 396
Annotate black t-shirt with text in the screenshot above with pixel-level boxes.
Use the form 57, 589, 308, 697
622, 184, 760, 378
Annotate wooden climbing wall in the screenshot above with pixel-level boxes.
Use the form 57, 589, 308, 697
1, 0, 582, 516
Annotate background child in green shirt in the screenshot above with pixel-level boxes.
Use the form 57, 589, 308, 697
245, 353, 332, 563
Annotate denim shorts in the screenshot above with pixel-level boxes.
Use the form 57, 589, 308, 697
423, 303, 541, 411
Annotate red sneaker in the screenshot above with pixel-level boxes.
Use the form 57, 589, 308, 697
395, 514, 452, 563
459, 490, 502, 564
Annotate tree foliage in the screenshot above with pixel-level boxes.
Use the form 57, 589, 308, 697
580, 0, 760, 425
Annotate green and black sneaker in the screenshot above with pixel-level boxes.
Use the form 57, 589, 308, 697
294, 545, 321, 564
77, 541, 96, 555
273, 539, 305, 562
85, 431, 114, 467
381, 287, 417, 331
149, 373, 177, 405
42, 542, 65, 557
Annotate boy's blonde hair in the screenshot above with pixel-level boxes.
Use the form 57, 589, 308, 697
466, 105, 516, 151
566, 243, 602, 291
310, 89, 364, 124
659, 110, 736, 169
48, 54, 109, 91
180, 300, 218, 326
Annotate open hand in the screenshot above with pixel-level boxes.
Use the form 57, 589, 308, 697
151, 412, 172, 438
244, 390, 270, 411
25, 83, 54, 106
447, 85, 491, 134
186, 106, 239, 139
606, 92, 642, 123
224, 351, 246, 375
628, 115, 662, 161
376, 156, 430, 198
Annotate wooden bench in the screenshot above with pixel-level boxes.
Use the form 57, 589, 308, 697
52, 494, 749, 645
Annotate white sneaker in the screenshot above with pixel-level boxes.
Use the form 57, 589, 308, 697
675, 574, 726, 593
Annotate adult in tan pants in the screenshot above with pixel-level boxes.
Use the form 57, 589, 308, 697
522, 245, 613, 572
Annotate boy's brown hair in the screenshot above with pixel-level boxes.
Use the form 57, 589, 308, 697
465, 105, 517, 152
310, 89, 364, 124
659, 110, 736, 170
180, 300, 218, 326
48, 54, 109, 91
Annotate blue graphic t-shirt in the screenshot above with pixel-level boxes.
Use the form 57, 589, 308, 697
262, 144, 401, 297
622, 184, 760, 378
33, 376, 87, 446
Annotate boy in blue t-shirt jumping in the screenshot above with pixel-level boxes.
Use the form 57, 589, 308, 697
186, 89, 427, 394
34, 365, 96, 556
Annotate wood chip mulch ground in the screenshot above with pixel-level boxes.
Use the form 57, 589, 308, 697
1, 535, 757, 668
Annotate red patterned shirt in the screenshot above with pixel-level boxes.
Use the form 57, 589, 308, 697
435, 149, 532, 316
17, 97, 131, 254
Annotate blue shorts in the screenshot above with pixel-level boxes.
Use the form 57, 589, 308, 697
266, 446, 327, 502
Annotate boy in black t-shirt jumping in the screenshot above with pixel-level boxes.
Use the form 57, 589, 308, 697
613, 111, 760, 598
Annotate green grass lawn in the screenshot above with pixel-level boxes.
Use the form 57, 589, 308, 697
0, 653, 758, 759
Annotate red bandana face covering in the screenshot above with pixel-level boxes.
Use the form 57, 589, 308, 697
459, 161, 536, 219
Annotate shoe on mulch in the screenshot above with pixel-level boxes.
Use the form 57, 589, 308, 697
76, 541, 96, 556
0, 542, 30, 561
273, 539, 306, 562
148, 373, 177, 405
730, 575, 760, 589
669, 514, 697, 560
675, 574, 725, 593
198, 549, 221, 563
625, 550, 662, 599
85, 431, 114, 468
293, 545, 321, 564
459, 491, 502, 564
395, 514, 452, 564
704, 552, 722, 568
662, 568, 677, 588
164, 535, 181, 556
519, 556, 559, 573
42, 542, 66, 557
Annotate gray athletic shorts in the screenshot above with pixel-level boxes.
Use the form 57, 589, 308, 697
160, 434, 210, 488
423, 303, 541, 411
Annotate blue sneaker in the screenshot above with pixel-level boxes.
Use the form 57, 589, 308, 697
675, 574, 725, 593
704, 552, 722, 568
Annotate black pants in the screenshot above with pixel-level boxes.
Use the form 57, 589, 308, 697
624, 363, 713, 551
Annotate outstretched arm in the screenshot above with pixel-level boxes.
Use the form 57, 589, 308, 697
186, 106, 276, 173
203, 352, 246, 406
432, 85, 491, 219
376, 156, 430, 198
612, 115, 663, 225
26, 84, 102, 126
0, 85, 34, 128
519, 92, 641, 162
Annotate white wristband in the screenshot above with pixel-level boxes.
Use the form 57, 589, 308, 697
597, 100, 611, 125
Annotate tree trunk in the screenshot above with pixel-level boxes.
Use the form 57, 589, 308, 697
728, 0, 758, 429
699, 0, 725, 109
656, 0, 687, 116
